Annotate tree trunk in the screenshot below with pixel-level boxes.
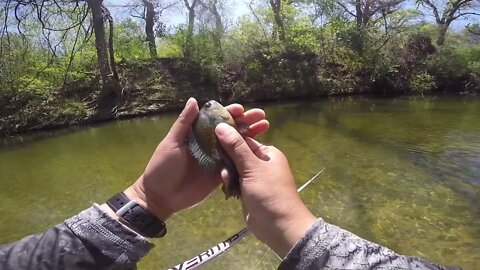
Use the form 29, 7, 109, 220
87, 0, 111, 83
184, 0, 197, 60
104, 5, 119, 81
436, 23, 448, 46
86, 0, 121, 118
142, 0, 157, 58
185, 8, 195, 59
269, 0, 286, 44
209, 0, 224, 60
355, 0, 363, 29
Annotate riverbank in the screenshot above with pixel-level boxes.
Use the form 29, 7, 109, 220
1, 54, 479, 138
0, 58, 216, 137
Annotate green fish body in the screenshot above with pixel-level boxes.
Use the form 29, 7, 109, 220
187, 100, 241, 199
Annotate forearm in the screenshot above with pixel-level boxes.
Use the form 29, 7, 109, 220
279, 218, 455, 270
0, 204, 153, 270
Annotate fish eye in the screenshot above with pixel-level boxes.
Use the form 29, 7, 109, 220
205, 102, 211, 108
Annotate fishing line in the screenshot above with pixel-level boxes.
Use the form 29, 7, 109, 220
169, 168, 326, 270
255, 246, 274, 268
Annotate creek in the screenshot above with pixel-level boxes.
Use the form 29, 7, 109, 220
0, 96, 479, 269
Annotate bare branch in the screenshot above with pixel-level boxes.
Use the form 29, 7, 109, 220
417, 0, 442, 23
337, 1, 357, 17
158, 0, 182, 14
247, 0, 268, 39
451, 11, 480, 21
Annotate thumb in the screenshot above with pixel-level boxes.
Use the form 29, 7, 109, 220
216, 123, 256, 170
167, 97, 198, 143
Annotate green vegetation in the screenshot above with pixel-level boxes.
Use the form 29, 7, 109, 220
0, 0, 479, 136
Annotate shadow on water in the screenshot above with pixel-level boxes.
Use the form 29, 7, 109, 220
0, 127, 84, 153
0, 111, 181, 153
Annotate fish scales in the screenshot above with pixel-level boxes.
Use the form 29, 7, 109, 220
187, 100, 242, 199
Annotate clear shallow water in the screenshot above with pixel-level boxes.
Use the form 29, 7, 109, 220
0, 96, 479, 269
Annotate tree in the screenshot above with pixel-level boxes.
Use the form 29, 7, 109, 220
269, 0, 287, 43
1, 0, 92, 88
114, 19, 150, 59
289, 0, 339, 25
86, 0, 121, 117
142, 0, 158, 57
417, 0, 480, 45
336, 0, 405, 30
128, 0, 176, 58
199, 0, 225, 60
1, 0, 121, 117
184, 0, 199, 59
331, 0, 406, 54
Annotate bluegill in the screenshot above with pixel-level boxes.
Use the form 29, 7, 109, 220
187, 100, 245, 199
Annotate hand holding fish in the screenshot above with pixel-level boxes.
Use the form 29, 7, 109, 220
123, 98, 269, 221
215, 123, 316, 258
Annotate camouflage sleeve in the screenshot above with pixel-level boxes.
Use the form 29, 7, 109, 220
0, 204, 154, 270
279, 218, 458, 270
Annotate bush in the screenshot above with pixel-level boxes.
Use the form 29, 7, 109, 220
426, 46, 470, 92
411, 72, 436, 94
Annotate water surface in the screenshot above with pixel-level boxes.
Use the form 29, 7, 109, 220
1, 96, 479, 269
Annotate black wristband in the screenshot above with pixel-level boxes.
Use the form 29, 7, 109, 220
106, 192, 167, 238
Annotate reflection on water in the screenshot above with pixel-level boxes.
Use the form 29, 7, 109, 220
0, 96, 479, 269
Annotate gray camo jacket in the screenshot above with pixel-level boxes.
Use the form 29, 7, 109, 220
0, 204, 457, 270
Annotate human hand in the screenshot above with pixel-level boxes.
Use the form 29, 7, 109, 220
215, 123, 316, 258
123, 98, 269, 221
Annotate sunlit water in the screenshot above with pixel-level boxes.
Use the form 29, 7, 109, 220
0, 96, 479, 269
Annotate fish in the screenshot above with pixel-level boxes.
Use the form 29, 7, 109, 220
187, 100, 245, 199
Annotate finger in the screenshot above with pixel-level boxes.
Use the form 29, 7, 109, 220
220, 168, 233, 199
237, 108, 266, 126
225, 103, 244, 118
167, 98, 199, 143
242, 201, 249, 223
245, 137, 270, 161
220, 168, 229, 190
244, 120, 269, 137
216, 123, 256, 170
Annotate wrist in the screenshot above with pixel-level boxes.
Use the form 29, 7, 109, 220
264, 205, 316, 258
105, 191, 168, 238
100, 203, 150, 235
124, 176, 173, 221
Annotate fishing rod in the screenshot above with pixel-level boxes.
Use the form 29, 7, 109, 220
169, 168, 326, 270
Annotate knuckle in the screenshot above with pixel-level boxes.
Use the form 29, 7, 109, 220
270, 145, 280, 153
176, 112, 187, 125
270, 146, 286, 159
229, 133, 246, 151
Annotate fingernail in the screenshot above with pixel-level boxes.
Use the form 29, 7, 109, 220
186, 97, 194, 107
216, 123, 234, 136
